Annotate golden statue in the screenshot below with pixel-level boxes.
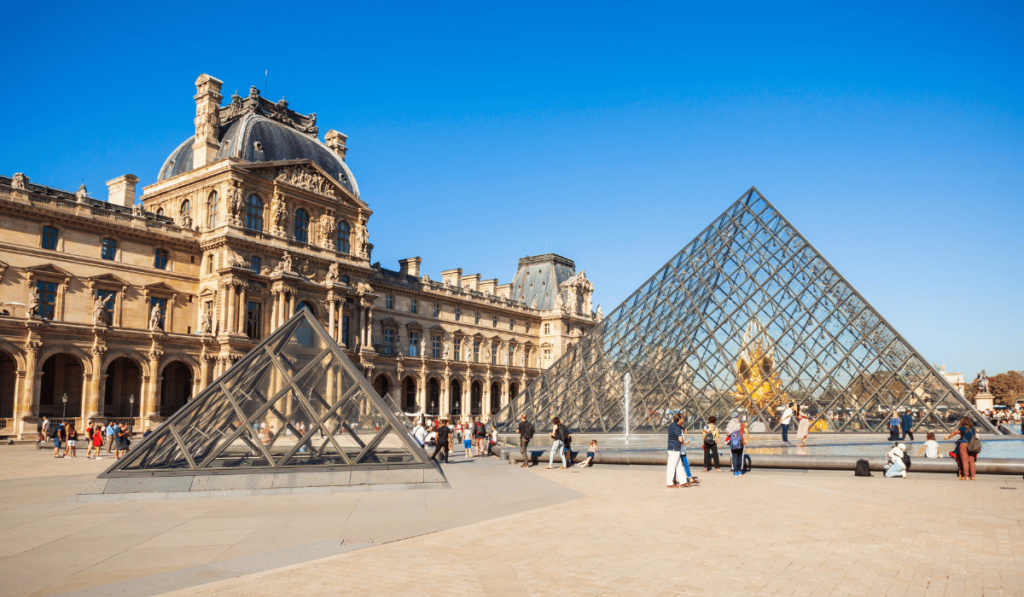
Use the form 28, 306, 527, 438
735, 318, 786, 415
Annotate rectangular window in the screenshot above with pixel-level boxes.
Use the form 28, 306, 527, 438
340, 275, 349, 285
250, 256, 261, 273
207, 193, 218, 229
544, 323, 551, 334
454, 308, 461, 321
342, 315, 350, 348
154, 248, 169, 270
97, 289, 117, 325
41, 226, 58, 250
473, 341, 480, 363
454, 339, 461, 361
409, 331, 419, 357
526, 321, 531, 333
432, 335, 441, 359
492, 315, 497, 328
101, 238, 117, 261
508, 345, 515, 365
207, 255, 214, 274
433, 303, 440, 317
383, 329, 394, 354
149, 297, 167, 330
491, 344, 498, 364
410, 299, 417, 314
386, 294, 394, 309
245, 301, 262, 340
474, 312, 480, 324
544, 348, 552, 364
36, 281, 57, 320
510, 319, 515, 331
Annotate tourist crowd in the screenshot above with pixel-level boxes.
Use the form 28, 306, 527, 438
36, 416, 153, 461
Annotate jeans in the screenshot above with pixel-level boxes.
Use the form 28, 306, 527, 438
703, 443, 720, 469
781, 423, 789, 443
681, 452, 692, 480
549, 440, 565, 467
430, 442, 448, 463
731, 448, 744, 472
885, 458, 906, 477
666, 450, 686, 485
519, 437, 530, 465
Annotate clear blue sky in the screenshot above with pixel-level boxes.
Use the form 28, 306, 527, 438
2, 2, 1021, 377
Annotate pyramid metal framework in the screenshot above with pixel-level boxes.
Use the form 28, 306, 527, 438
101, 309, 433, 477
493, 188, 997, 436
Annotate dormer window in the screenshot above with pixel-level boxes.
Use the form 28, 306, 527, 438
294, 208, 310, 243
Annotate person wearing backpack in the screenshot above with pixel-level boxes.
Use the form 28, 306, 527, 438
725, 412, 746, 476
701, 416, 721, 473
518, 414, 534, 467
884, 442, 907, 478
473, 417, 488, 457
945, 417, 979, 480
51, 423, 65, 458
546, 417, 567, 469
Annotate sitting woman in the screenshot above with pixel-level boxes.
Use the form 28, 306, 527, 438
577, 440, 598, 468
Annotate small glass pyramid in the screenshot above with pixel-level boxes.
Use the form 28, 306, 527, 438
493, 188, 998, 436
103, 309, 430, 475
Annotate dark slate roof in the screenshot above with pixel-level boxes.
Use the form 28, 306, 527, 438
157, 114, 359, 198
510, 254, 577, 310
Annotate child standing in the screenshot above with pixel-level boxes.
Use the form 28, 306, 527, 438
463, 426, 473, 458
577, 440, 598, 467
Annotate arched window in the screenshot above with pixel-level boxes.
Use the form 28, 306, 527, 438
294, 208, 310, 243
180, 199, 191, 220
335, 220, 350, 253
156, 208, 164, 216
207, 191, 218, 229
245, 194, 263, 232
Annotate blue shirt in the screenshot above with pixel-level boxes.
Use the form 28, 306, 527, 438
901, 413, 913, 429
668, 422, 683, 451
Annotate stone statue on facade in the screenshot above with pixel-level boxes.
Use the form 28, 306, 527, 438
353, 224, 365, 257
227, 184, 243, 222
520, 350, 527, 367
278, 251, 293, 273
270, 193, 287, 235
530, 297, 538, 309
11, 173, 27, 190
554, 290, 565, 313
148, 305, 163, 331
443, 339, 450, 360
325, 262, 339, 285
318, 212, 334, 247
422, 274, 430, 284
92, 294, 109, 326
26, 286, 40, 318
420, 336, 426, 357
198, 310, 212, 335
596, 304, 603, 321
132, 202, 144, 218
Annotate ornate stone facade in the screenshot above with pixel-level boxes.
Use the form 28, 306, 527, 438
0, 73, 598, 438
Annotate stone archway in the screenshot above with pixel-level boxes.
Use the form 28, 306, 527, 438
428, 378, 441, 416
490, 381, 501, 415
470, 380, 483, 416
104, 357, 142, 418
0, 350, 16, 419
160, 361, 193, 417
374, 374, 391, 401
449, 379, 462, 417
510, 382, 520, 400
40, 353, 84, 420
402, 376, 417, 413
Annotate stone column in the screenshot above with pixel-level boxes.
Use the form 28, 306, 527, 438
238, 285, 247, 333
357, 305, 366, 349
270, 292, 279, 332
17, 340, 41, 438
199, 354, 211, 391
226, 283, 236, 334
288, 293, 296, 320
144, 347, 163, 423
328, 297, 336, 339
85, 346, 105, 419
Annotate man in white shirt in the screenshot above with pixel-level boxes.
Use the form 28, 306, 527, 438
412, 421, 427, 447
780, 403, 794, 444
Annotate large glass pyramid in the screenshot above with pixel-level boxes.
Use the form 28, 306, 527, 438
102, 309, 433, 476
493, 188, 997, 435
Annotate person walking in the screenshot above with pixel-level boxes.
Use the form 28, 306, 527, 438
517, 414, 534, 467
64, 423, 78, 458
546, 417, 567, 469
796, 405, 810, 445
473, 417, 488, 457
39, 416, 50, 444
666, 412, 692, 488
779, 403, 794, 444
412, 420, 427, 448
900, 410, 914, 441
431, 419, 451, 464
945, 417, 978, 480
52, 423, 66, 458
701, 416, 721, 472
105, 421, 115, 454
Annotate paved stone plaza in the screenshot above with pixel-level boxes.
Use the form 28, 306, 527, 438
1, 444, 1021, 597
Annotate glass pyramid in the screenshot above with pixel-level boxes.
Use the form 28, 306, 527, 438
103, 309, 432, 476
493, 188, 997, 436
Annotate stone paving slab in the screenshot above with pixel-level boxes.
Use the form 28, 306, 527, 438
152, 463, 1024, 597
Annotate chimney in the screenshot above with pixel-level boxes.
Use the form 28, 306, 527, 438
462, 274, 481, 292
325, 130, 348, 161
441, 268, 463, 288
192, 74, 224, 169
106, 174, 140, 208
399, 257, 422, 278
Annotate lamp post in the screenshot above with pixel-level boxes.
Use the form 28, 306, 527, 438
128, 394, 135, 431
61, 393, 68, 420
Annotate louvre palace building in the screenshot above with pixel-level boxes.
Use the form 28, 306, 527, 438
0, 74, 600, 439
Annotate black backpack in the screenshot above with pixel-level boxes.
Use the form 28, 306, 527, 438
522, 421, 535, 440
854, 459, 872, 477
901, 451, 911, 471
703, 431, 715, 446
476, 422, 486, 437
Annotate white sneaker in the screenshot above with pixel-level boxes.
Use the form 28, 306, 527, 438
901, 470, 907, 478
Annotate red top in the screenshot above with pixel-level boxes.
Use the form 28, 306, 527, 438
92, 430, 103, 446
